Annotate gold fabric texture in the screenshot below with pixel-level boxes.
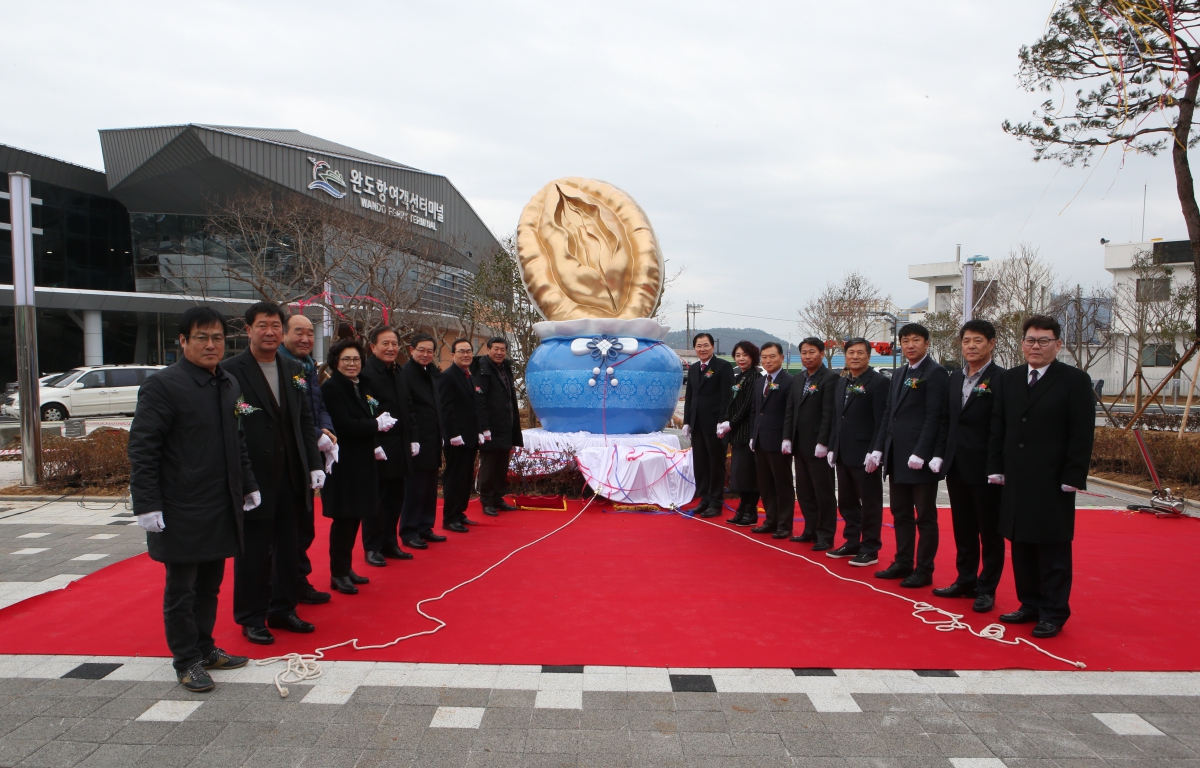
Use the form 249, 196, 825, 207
517, 178, 663, 320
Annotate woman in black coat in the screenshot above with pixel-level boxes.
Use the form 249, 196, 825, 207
321, 339, 383, 594
719, 341, 762, 526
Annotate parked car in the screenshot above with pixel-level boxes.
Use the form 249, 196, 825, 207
4, 373, 65, 395
4, 365, 164, 421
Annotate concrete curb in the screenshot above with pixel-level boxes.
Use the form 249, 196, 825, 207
0, 495, 128, 503
1087, 475, 1153, 496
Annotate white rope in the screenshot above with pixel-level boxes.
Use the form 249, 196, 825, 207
675, 507, 1087, 670
255, 495, 597, 697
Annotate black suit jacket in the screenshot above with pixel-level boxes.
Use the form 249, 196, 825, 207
749, 370, 793, 452
684, 356, 734, 429
830, 367, 888, 467
319, 372, 380, 519
987, 360, 1095, 544
359, 355, 415, 480
402, 358, 444, 472
935, 361, 1004, 485
438, 363, 480, 442
878, 356, 950, 484
219, 350, 320, 521
781, 365, 837, 457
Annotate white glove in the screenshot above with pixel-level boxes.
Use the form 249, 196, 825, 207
324, 442, 339, 473
1061, 484, 1078, 493
814, 444, 828, 459
375, 446, 387, 461
317, 433, 335, 452
715, 421, 730, 438
376, 412, 398, 432
411, 442, 420, 456
781, 440, 792, 455
483, 430, 492, 442
749, 439, 755, 451
907, 454, 925, 471
310, 470, 325, 490
988, 474, 1005, 485
682, 424, 691, 438
929, 457, 943, 473
864, 451, 882, 473
243, 491, 261, 511
137, 511, 164, 533
478, 433, 486, 445
827, 451, 836, 468
450, 435, 464, 446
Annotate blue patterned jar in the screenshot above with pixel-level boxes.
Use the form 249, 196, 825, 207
526, 329, 683, 434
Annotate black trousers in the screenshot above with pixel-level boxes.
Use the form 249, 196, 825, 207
1011, 540, 1073, 626
163, 559, 225, 672
691, 424, 727, 505
400, 467, 439, 539
477, 449, 511, 508
443, 444, 477, 524
794, 453, 837, 545
364, 477, 405, 553
328, 517, 364, 578
889, 480, 940, 576
296, 489, 316, 593
836, 462, 883, 555
754, 449, 795, 533
233, 481, 301, 627
945, 467, 1005, 595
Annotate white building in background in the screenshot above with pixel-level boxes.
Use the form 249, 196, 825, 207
908, 258, 963, 317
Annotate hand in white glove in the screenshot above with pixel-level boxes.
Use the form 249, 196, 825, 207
907, 454, 925, 471
1061, 484, 1079, 493
317, 433, 335, 452
814, 444, 828, 459
243, 491, 261, 511
483, 430, 492, 442
715, 421, 730, 438
987, 474, 1005, 485
827, 451, 836, 468
478, 433, 485, 445
374, 446, 388, 461
324, 442, 339, 473
450, 435, 464, 446
781, 440, 792, 455
376, 412, 398, 432
928, 457, 943, 473
749, 439, 755, 451
310, 470, 326, 490
682, 424, 691, 439
411, 442, 420, 456
864, 451, 882, 474
137, 511, 164, 533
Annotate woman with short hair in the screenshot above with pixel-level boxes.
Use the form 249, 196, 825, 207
720, 340, 762, 526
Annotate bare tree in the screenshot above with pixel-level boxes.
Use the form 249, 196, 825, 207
1048, 282, 1115, 373
798, 271, 890, 365
966, 244, 1058, 367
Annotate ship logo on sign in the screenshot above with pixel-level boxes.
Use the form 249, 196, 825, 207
307, 157, 348, 199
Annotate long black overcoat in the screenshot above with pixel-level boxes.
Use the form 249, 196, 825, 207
438, 363, 480, 442
359, 355, 415, 480
320, 372, 380, 519
402, 359, 445, 471
128, 358, 258, 563
781, 365, 837, 456
722, 366, 761, 447
474, 355, 524, 451
987, 360, 1095, 543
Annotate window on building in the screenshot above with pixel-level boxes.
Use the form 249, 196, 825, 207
1137, 278, 1171, 303
1141, 343, 1177, 367
934, 285, 952, 313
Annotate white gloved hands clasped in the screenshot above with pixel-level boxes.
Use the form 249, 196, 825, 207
682, 424, 691, 439
450, 435, 464, 447
137, 511, 164, 533
478, 433, 486, 445
411, 442, 420, 456
310, 470, 325, 490
864, 450, 882, 474
374, 446, 388, 461
323, 442, 340, 473
928, 457, 944, 473
243, 491, 261, 511
814, 444, 828, 459
317, 433, 335, 452
376, 412, 398, 432
826, 451, 836, 468
715, 422, 730, 438
781, 440, 792, 455
907, 454, 925, 471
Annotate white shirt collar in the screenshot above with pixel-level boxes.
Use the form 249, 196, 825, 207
907, 354, 929, 371
1029, 362, 1052, 380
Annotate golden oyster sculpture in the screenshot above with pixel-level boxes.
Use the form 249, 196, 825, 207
516, 178, 663, 321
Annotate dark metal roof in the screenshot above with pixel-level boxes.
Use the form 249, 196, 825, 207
0, 144, 113, 198
194, 125, 418, 170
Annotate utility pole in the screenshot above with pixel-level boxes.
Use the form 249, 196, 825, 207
9, 172, 41, 487
685, 302, 703, 346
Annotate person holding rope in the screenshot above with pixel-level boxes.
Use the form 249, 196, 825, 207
749, 342, 795, 539
475, 337, 524, 517
717, 340, 761, 526
399, 333, 445, 549
438, 338, 482, 531
683, 332, 734, 518
781, 337, 839, 550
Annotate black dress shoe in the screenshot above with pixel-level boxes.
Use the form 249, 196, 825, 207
267, 613, 315, 633
482, 507, 499, 517
973, 594, 995, 613
811, 542, 832, 552
462, 518, 480, 526
381, 545, 413, 560
1000, 608, 1039, 624
826, 543, 860, 559
445, 522, 469, 533
750, 524, 772, 534
421, 532, 448, 543
735, 516, 755, 527
403, 537, 429, 549
726, 514, 740, 523
496, 501, 519, 511
347, 570, 369, 585
1031, 621, 1062, 638
698, 508, 721, 518
365, 550, 387, 567
242, 625, 275, 645
691, 500, 710, 514
330, 576, 359, 595
793, 533, 817, 543
874, 562, 914, 580
202, 648, 248, 670
900, 573, 933, 588
772, 530, 791, 539
297, 586, 332, 604
932, 582, 978, 599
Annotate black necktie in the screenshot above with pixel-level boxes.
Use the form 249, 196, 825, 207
1029, 369, 1040, 388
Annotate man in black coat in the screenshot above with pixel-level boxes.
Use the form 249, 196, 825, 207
874, 323, 950, 589
221, 302, 323, 645
438, 338, 482, 531
781, 337, 838, 550
749, 342, 795, 539
930, 319, 1006, 613
827, 338, 889, 567
988, 315, 1095, 638
682, 333, 734, 517
129, 306, 258, 693
400, 333, 445, 549
359, 326, 417, 564
475, 337, 524, 517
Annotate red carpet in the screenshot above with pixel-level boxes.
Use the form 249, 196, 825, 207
0, 499, 1196, 671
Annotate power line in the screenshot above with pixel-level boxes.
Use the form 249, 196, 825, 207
687, 308, 797, 325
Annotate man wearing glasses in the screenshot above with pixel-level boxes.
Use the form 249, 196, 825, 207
987, 315, 1095, 639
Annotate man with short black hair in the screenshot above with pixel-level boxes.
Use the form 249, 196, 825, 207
129, 306, 258, 692
988, 315, 1094, 638
683, 332, 734, 517
782, 337, 838, 550
438, 338, 481, 531
931, 319, 1006, 612
750, 342, 795, 538
400, 332, 443, 549
475, 337, 524, 516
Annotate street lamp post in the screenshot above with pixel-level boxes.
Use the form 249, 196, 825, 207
868, 310, 899, 372
963, 254, 989, 323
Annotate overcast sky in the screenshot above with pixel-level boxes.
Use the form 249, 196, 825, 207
3, 0, 1189, 341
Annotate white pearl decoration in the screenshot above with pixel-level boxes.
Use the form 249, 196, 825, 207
610, 378, 619, 386
606, 367, 614, 375
588, 378, 596, 387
